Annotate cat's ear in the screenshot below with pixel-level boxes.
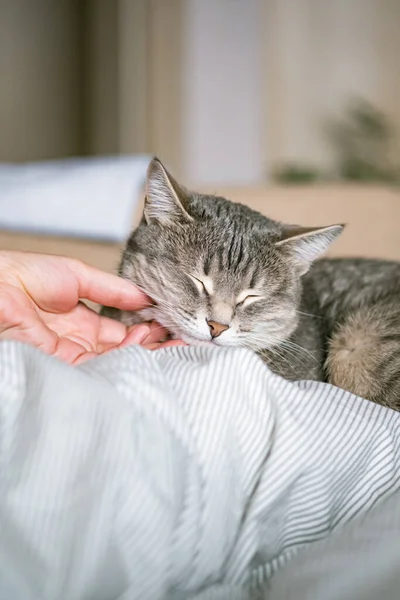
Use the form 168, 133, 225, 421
144, 157, 193, 226
276, 224, 344, 274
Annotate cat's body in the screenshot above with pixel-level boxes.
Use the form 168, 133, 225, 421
262, 258, 400, 408
102, 158, 400, 410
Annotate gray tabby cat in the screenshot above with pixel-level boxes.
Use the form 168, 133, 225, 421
102, 158, 400, 410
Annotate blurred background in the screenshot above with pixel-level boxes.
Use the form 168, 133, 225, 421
0, 0, 400, 270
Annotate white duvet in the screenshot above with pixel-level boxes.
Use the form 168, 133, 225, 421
0, 341, 399, 600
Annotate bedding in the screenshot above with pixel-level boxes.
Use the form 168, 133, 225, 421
0, 341, 399, 599
0, 155, 151, 242
267, 487, 400, 599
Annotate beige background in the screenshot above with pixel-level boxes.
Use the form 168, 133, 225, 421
1, 0, 399, 183
0, 185, 399, 275
0, 1, 399, 271
0, 0, 81, 161
264, 0, 400, 173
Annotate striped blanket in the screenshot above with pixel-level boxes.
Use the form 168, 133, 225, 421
0, 341, 399, 599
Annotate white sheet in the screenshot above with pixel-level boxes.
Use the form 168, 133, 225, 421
0, 155, 151, 241
0, 341, 399, 600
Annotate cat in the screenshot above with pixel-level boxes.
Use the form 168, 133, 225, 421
102, 157, 400, 411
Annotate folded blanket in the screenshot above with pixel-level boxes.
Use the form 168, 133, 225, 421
0, 342, 399, 600
268, 488, 400, 600
0, 155, 151, 241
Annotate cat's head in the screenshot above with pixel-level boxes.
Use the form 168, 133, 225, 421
120, 158, 343, 350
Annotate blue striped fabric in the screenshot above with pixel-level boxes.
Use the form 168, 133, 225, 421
267, 487, 400, 600
0, 341, 399, 599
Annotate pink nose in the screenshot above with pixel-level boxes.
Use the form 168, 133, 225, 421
207, 320, 229, 338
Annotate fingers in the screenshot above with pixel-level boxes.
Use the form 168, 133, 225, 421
143, 322, 188, 348
0, 302, 92, 365
0, 284, 111, 364
116, 322, 187, 351
0, 317, 58, 354
132, 321, 169, 344
68, 259, 151, 311
75, 328, 186, 363
0, 284, 59, 352
0, 251, 150, 315
0, 276, 186, 365
116, 324, 152, 349
71, 349, 100, 365
97, 314, 135, 347
143, 340, 188, 350
53, 337, 97, 364
46, 302, 129, 351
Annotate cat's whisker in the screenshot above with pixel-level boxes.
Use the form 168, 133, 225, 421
236, 331, 310, 368
268, 347, 295, 370
237, 339, 264, 354
148, 296, 176, 311
237, 334, 266, 350
265, 334, 314, 363
242, 330, 318, 371
275, 348, 310, 372
133, 284, 178, 312
148, 312, 200, 340
280, 340, 320, 364
247, 340, 297, 370
109, 158, 400, 411
296, 310, 323, 320
241, 330, 279, 347
265, 341, 312, 373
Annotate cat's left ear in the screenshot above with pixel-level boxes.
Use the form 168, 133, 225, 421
276, 224, 344, 275
144, 157, 193, 226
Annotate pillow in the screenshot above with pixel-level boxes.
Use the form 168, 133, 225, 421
0, 154, 151, 242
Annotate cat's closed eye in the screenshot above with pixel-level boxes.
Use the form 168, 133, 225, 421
188, 274, 213, 295
236, 295, 259, 308
235, 290, 263, 308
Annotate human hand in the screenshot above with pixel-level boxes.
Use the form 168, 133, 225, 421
0, 251, 184, 364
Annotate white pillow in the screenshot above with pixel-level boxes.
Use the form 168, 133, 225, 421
0, 155, 152, 242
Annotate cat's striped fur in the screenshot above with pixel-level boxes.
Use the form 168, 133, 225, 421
102, 158, 400, 410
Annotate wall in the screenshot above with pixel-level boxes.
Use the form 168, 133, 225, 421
376, 0, 400, 160
181, 0, 265, 186
264, 0, 400, 173
2, 0, 398, 182
145, 0, 185, 175
0, 0, 81, 161
81, 0, 119, 155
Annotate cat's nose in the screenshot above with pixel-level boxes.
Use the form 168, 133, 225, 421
207, 320, 229, 338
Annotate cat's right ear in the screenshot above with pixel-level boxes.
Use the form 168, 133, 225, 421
276, 224, 344, 275
144, 158, 193, 226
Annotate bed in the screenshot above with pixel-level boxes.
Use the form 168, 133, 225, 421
0, 340, 400, 599
1, 170, 400, 599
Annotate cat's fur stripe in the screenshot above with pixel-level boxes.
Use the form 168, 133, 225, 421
102, 158, 400, 410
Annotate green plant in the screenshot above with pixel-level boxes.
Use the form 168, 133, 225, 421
327, 98, 399, 183
273, 164, 322, 184
270, 98, 399, 186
